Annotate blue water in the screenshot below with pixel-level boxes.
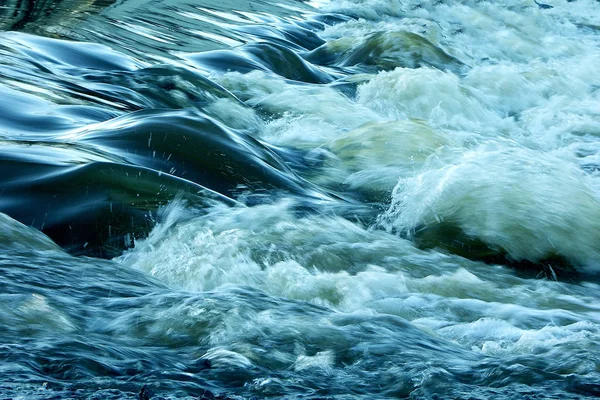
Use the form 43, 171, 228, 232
2, 0, 600, 398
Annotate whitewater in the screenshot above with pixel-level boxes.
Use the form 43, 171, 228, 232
1, 0, 600, 398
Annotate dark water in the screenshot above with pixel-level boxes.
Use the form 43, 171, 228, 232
2, 0, 600, 398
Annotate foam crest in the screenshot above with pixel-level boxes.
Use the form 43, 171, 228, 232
204, 98, 265, 132
464, 56, 598, 118
321, 17, 446, 45
114, 198, 600, 382
408, 1, 584, 62
326, 119, 453, 194
357, 67, 511, 133
321, 0, 405, 19
1, 293, 76, 334
217, 71, 380, 138
118, 202, 436, 309
293, 350, 335, 374
382, 144, 600, 269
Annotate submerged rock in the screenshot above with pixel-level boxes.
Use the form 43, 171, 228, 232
306, 31, 466, 74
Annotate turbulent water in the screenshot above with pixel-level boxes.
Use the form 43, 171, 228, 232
2, 0, 600, 398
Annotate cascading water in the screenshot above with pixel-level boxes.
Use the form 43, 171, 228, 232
1, 0, 600, 398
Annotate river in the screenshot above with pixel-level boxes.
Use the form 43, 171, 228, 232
1, 0, 600, 398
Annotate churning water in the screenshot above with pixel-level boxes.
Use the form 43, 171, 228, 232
1, 0, 600, 398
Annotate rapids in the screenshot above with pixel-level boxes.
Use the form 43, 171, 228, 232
1, 0, 600, 398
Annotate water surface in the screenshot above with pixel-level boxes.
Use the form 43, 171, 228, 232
2, 0, 600, 398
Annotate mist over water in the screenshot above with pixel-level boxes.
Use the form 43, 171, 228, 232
2, 0, 600, 398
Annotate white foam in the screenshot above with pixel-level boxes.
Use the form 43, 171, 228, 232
204, 98, 265, 132
217, 71, 380, 140
321, 0, 405, 20
357, 67, 513, 134
118, 202, 420, 309
112, 0, 600, 374
383, 144, 600, 269
2, 293, 76, 333
293, 350, 335, 374
327, 119, 454, 193
200, 347, 255, 369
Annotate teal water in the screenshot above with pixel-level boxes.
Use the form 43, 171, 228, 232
2, 0, 600, 398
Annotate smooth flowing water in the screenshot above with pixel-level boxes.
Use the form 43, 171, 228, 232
2, 0, 600, 398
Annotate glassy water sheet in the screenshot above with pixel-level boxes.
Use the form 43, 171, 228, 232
2, 0, 600, 399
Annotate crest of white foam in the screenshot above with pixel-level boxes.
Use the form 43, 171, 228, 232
113, 195, 600, 370
293, 350, 335, 374
382, 143, 600, 269
204, 98, 265, 132
217, 71, 380, 138
320, 18, 446, 44
1, 293, 76, 334
322, 0, 593, 62
357, 67, 512, 134
200, 347, 255, 369
321, 0, 405, 19
464, 55, 599, 117
119, 201, 466, 309
325, 119, 454, 193
441, 318, 600, 375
